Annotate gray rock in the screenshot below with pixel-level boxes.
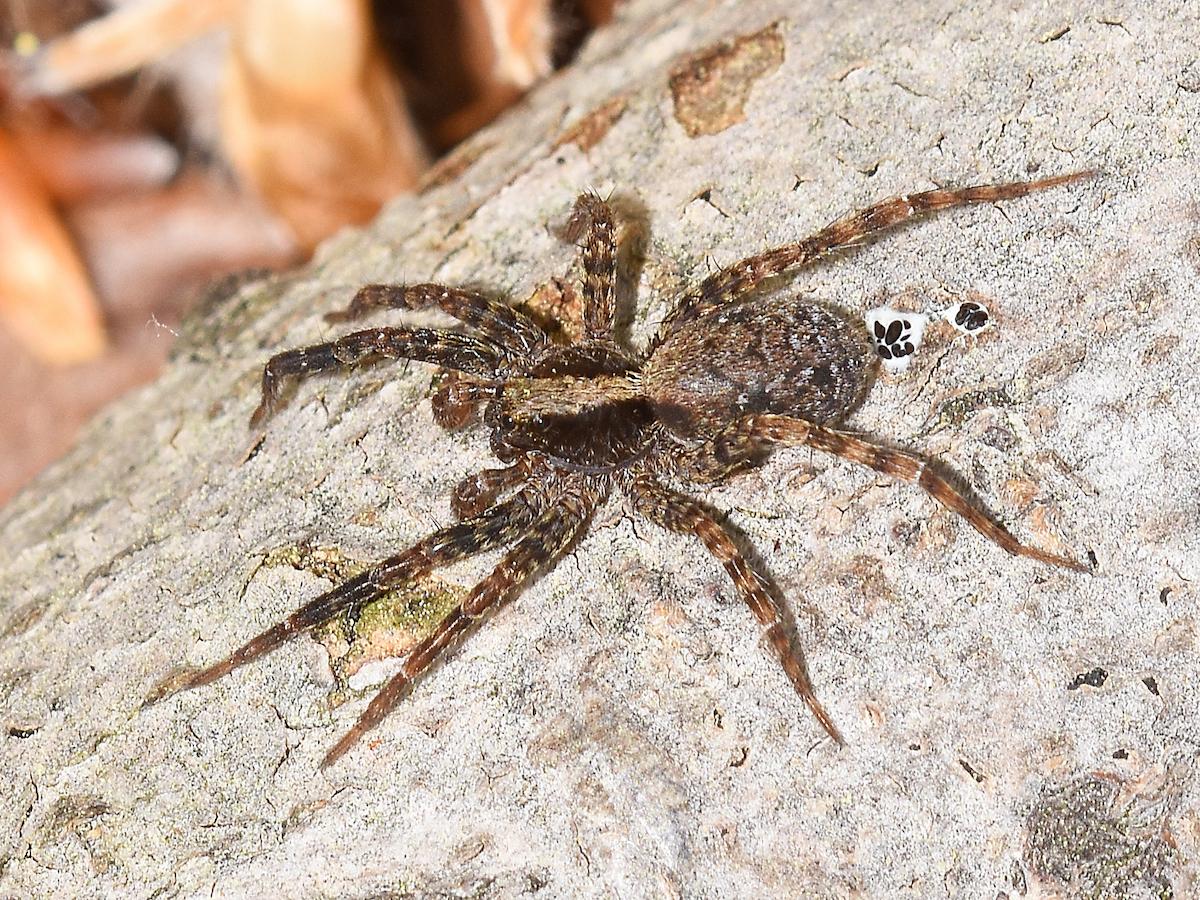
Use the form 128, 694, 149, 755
2, 1, 1197, 896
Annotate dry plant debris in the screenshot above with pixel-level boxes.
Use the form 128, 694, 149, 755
0, 0, 613, 505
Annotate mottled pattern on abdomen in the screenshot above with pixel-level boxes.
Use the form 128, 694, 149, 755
643, 297, 871, 440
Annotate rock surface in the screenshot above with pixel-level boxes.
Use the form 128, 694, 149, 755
2, 0, 1198, 897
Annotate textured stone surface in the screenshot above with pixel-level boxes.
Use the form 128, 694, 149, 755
2, 1, 1198, 897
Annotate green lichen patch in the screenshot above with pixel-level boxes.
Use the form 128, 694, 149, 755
261, 542, 468, 701
262, 543, 364, 583
1024, 773, 1180, 899
920, 387, 1012, 437
319, 579, 468, 702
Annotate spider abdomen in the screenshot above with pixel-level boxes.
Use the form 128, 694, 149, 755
643, 297, 870, 440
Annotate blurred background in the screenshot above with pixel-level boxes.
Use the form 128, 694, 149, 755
0, 0, 616, 507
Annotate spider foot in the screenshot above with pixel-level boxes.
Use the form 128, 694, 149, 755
249, 360, 285, 427
248, 396, 275, 429
763, 622, 845, 746
805, 694, 845, 747
1012, 542, 1095, 574
323, 283, 401, 323
320, 672, 415, 769
143, 660, 235, 707
560, 192, 609, 242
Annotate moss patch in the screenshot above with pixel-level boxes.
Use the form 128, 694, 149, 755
262, 543, 469, 697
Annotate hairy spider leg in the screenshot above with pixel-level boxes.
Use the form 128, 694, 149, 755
700, 414, 1091, 573
660, 170, 1095, 336
451, 461, 532, 520
562, 193, 618, 340
147, 490, 544, 705
629, 473, 844, 745
249, 327, 505, 426
327, 283, 548, 357
321, 485, 599, 767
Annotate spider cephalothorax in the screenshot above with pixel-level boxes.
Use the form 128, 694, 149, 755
156, 173, 1092, 766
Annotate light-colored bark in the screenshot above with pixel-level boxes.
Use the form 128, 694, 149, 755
2, 1, 1197, 896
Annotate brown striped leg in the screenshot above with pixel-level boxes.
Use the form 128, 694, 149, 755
451, 461, 530, 519
326, 283, 548, 357
659, 170, 1095, 336
322, 487, 597, 767
562, 193, 617, 340
249, 327, 504, 426
629, 473, 844, 745
694, 414, 1090, 572
146, 490, 543, 705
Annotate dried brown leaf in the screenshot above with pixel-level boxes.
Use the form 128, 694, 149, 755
0, 129, 105, 365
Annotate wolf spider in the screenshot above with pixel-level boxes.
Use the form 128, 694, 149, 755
159, 171, 1092, 766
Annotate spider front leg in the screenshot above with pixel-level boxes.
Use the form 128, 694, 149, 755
322, 484, 598, 767
147, 489, 543, 704
660, 170, 1094, 335
562, 192, 618, 340
249, 327, 503, 426
327, 283, 548, 357
629, 473, 843, 745
695, 414, 1091, 572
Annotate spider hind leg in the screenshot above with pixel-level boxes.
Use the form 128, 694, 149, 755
699, 414, 1091, 572
147, 489, 543, 705
322, 486, 597, 767
659, 170, 1095, 336
630, 474, 844, 745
